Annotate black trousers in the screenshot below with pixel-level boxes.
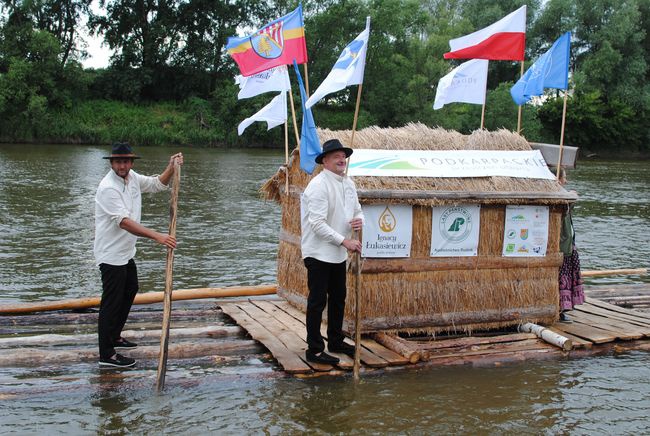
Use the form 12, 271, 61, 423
98, 259, 139, 359
304, 257, 347, 353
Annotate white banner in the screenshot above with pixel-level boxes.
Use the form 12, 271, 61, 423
348, 149, 555, 179
430, 205, 481, 257
502, 205, 549, 257
361, 204, 412, 258
433, 59, 488, 110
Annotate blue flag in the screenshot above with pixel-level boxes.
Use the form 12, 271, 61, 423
511, 32, 571, 105
293, 60, 321, 174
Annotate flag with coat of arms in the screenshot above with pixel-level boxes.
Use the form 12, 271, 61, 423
226, 5, 308, 77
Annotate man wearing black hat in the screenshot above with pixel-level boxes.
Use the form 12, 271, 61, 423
301, 139, 364, 365
94, 142, 183, 367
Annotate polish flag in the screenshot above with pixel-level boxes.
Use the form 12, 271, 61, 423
444, 5, 526, 61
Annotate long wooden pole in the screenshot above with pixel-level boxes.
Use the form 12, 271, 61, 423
353, 229, 362, 382
555, 90, 569, 179
156, 163, 180, 392
516, 61, 525, 133
0, 285, 277, 315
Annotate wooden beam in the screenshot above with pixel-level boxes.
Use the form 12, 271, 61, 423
361, 254, 564, 274
357, 189, 578, 201
0, 285, 277, 315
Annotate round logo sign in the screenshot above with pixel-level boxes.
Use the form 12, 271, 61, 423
439, 206, 473, 242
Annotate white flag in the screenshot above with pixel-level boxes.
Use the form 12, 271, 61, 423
235, 65, 291, 99
433, 59, 489, 110
237, 92, 287, 136
305, 17, 370, 109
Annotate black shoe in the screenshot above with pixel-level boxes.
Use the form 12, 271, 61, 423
99, 353, 136, 368
559, 312, 573, 323
113, 337, 137, 349
329, 342, 356, 357
305, 350, 339, 365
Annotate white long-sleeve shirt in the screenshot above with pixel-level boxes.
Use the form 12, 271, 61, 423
301, 169, 364, 263
94, 169, 168, 266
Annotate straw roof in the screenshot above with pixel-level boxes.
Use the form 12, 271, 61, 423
262, 123, 574, 206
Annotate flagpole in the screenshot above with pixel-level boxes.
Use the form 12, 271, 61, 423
344, 83, 364, 176
284, 120, 290, 193
303, 64, 310, 96
555, 90, 569, 179
516, 61, 524, 133
288, 86, 301, 147
517, 60, 524, 134
480, 103, 486, 130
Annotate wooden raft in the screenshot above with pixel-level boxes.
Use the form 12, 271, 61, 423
220, 298, 650, 375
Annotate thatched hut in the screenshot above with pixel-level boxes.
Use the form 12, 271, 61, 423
262, 123, 577, 334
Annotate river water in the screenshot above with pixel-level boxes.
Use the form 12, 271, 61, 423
1, 144, 649, 433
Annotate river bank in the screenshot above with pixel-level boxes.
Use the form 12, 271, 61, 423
1, 100, 648, 158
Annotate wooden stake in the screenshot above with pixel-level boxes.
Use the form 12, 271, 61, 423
353, 229, 362, 382
156, 162, 180, 393
516, 61, 524, 134
555, 90, 569, 179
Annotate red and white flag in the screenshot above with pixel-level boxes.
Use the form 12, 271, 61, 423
444, 5, 526, 61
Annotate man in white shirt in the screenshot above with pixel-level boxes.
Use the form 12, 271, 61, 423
301, 139, 363, 365
94, 142, 183, 368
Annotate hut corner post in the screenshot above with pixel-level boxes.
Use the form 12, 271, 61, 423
156, 163, 180, 393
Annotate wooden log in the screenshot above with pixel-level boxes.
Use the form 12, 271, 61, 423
418, 332, 536, 351
372, 332, 420, 364
361, 254, 563, 274
0, 309, 225, 327
0, 284, 277, 315
581, 268, 647, 277
355, 305, 557, 332
0, 340, 264, 367
0, 326, 243, 347
518, 322, 573, 351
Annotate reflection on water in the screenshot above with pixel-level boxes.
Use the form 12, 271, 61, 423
1, 145, 649, 432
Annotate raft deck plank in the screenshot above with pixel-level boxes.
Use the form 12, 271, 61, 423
585, 298, 650, 322
219, 303, 313, 374
271, 300, 391, 368
234, 302, 333, 373
575, 304, 650, 330
252, 300, 353, 370
569, 310, 650, 338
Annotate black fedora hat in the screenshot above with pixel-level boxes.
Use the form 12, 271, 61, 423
103, 142, 140, 159
315, 139, 353, 164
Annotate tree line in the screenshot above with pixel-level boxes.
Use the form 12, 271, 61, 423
0, 0, 648, 153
